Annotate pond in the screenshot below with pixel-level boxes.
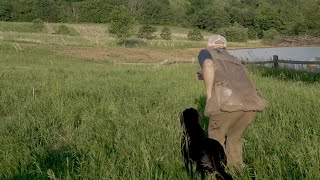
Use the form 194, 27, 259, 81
228, 47, 320, 62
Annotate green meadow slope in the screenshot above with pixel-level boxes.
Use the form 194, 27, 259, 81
0, 22, 319, 179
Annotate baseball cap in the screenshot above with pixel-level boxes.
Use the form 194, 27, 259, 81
207, 35, 227, 48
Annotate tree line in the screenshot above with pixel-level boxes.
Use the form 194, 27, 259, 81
1, 0, 320, 38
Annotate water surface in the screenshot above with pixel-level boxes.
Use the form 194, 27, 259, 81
228, 47, 320, 62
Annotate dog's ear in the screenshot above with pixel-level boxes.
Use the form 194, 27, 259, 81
188, 108, 202, 124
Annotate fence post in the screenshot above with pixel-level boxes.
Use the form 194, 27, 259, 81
273, 55, 279, 69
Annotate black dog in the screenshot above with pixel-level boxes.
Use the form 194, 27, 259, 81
180, 108, 233, 180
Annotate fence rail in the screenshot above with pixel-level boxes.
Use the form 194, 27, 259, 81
241, 55, 320, 69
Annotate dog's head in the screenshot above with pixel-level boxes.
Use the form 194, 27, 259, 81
180, 108, 202, 130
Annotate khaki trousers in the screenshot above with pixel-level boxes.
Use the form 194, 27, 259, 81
208, 111, 256, 171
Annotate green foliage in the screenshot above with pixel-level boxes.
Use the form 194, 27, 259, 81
160, 27, 172, 40
291, 21, 308, 36
136, 0, 173, 25
227, 6, 255, 27
187, 29, 203, 41
116, 38, 146, 47
263, 28, 280, 43
2, 0, 320, 39
137, 25, 157, 40
77, 0, 127, 23
195, 5, 230, 31
79, 0, 107, 23
109, 5, 134, 39
0, 0, 12, 21
255, 4, 285, 33
218, 24, 248, 42
248, 26, 258, 40
33, 0, 59, 22
56, 25, 71, 35
32, 18, 45, 33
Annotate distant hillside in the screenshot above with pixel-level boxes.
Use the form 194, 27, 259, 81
1, 0, 320, 39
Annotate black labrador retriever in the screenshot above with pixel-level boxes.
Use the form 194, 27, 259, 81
180, 108, 233, 180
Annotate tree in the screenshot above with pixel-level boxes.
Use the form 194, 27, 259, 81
169, 0, 188, 25
10, 0, 35, 22
301, 0, 320, 36
136, 0, 173, 24
109, 5, 134, 39
254, 4, 285, 33
184, 0, 208, 27
195, 5, 230, 31
33, 0, 59, 22
217, 24, 248, 42
79, 0, 101, 23
0, 0, 12, 21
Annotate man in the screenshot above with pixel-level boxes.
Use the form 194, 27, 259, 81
197, 35, 268, 172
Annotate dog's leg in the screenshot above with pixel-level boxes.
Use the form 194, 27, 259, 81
196, 161, 206, 180
212, 156, 233, 180
181, 136, 194, 179
183, 154, 194, 178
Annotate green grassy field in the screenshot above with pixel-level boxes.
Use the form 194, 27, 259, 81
0, 22, 320, 179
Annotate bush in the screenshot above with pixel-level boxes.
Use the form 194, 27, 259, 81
218, 24, 248, 42
248, 26, 258, 40
263, 28, 280, 43
32, 18, 45, 33
116, 39, 146, 47
137, 25, 157, 40
187, 29, 203, 41
160, 27, 172, 40
56, 25, 71, 35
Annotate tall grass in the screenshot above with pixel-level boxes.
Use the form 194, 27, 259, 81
0, 21, 35, 33
0, 41, 319, 179
0, 32, 92, 47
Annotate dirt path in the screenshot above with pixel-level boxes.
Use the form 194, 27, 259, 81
55, 47, 200, 63
46, 23, 55, 34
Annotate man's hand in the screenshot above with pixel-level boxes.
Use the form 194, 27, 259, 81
197, 71, 204, 80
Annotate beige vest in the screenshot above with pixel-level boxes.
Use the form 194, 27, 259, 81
204, 48, 268, 116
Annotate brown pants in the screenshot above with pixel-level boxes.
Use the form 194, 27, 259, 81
208, 111, 256, 171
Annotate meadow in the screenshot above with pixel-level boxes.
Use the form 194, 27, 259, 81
0, 22, 319, 180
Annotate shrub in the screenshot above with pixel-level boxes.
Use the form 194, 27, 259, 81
32, 18, 45, 33
218, 24, 248, 42
187, 29, 203, 41
56, 25, 71, 35
160, 27, 172, 40
248, 26, 258, 40
137, 25, 157, 40
263, 28, 280, 43
117, 39, 146, 47
215, 28, 227, 37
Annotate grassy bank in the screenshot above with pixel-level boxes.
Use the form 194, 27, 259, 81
0, 21, 265, 49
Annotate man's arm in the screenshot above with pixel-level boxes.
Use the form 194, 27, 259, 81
198, 49, 215, 100
202, 59, 215, 101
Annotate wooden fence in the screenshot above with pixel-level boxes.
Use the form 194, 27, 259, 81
242, 55, 320, 69
118, 56, 320, 71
